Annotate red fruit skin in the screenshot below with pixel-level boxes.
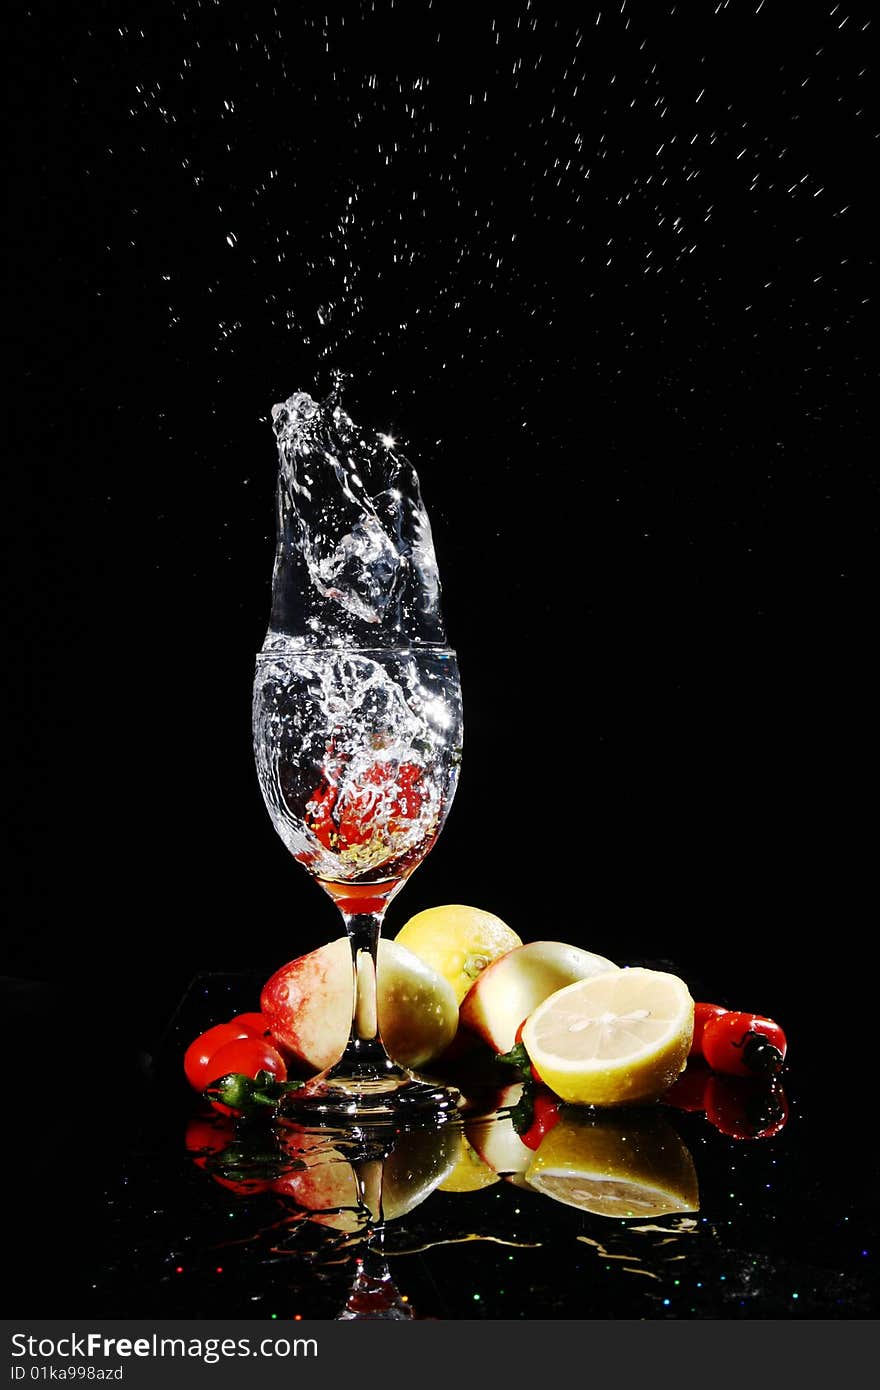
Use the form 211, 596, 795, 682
704, 1074, 790, 1140
518, 1090, 563, 1151
259, 945, 345, 1064
662, 1065, 711, 1113
701, 1011, 788, 1078
230, 1012, 286, 1048
206, 1037, 287, 1084
183, 1021, 254, 1092
690, 1002, 728, 1057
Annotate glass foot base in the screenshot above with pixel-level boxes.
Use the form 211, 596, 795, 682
284, 1069, 461, 1125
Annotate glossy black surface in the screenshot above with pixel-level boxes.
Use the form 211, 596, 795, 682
10, 972, 874, 1321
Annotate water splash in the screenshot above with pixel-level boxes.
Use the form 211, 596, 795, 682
263, 375, 445, 651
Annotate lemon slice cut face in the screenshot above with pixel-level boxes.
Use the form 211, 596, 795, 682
521, 968, 694, 1107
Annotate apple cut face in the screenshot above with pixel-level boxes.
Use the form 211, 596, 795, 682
459, 940, 620, 1054
260, 937, 459, 1072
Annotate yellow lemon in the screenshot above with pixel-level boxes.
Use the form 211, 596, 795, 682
521, 968, 694, 1107
437, 1132, 501, 1193
525, 1111, 699, 1218
394, 905, 522, 1004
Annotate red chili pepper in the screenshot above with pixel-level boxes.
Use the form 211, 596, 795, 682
701, 1011, 787, 1078
690, 1002, 728, 1057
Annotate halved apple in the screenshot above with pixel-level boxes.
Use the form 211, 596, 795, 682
261, 937, 459, 1072
459, 940, 620, 1054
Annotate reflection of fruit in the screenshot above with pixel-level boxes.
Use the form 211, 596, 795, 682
521, 968, 694, 1107
465, 1084, 534, 1177
185, 1113, 235, 1161
273, 1122, 459, 1227
211, 1172, 275, 1196
185, 1113, 274, 1195
260, 937, 458, 1072
460, 941, 619, 1054
704, 1075, 790, 1140
525, 1112, 699, 1218
517, 1090, 564, 1151
662, 1064, 710, 1113
437, 1133, 501, 1192
381, 1123, 461, 1219
394, 905, 522, 1004
273, 1138, 363, 1232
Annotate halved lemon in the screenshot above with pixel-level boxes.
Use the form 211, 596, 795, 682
521, 968, 694, 1107
525, 1112, 699, 1218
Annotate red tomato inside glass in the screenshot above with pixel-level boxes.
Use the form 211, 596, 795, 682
306, 760, 425, 852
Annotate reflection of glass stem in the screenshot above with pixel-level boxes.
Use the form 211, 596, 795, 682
335, 1155, 414, 1320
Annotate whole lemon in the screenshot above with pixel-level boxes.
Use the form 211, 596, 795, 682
394, 905, 522, 1004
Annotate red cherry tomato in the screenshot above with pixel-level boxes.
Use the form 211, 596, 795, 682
205, 1036, 288, 1116
701, 1011, 787, 1078
230, 1012, 283, 1046
206, 1037, 287, 1085
662, 1065, 711, 1113
690, 1002, 728, 1057
183, 1021, 254, 1092
305, 775, 340, 850
704, 1074, 790, 1140
306, 760, 425, 852
518, 1090, 563, 1150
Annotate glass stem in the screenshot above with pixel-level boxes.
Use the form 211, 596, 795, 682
334, 911, 403, 1079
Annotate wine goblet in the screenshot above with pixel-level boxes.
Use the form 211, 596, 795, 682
253, 644, 463, 1121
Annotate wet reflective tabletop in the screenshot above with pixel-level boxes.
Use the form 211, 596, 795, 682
25, 971, 873, 1322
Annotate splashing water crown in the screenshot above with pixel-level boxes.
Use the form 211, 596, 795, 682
262, 379, 446, 652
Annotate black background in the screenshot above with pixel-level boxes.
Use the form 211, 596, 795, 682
4, 0, 877, 1202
